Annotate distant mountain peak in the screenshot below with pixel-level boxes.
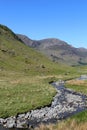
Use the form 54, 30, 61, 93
17, 34, 87, 66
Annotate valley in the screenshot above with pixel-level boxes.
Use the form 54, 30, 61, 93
0, 24, 87, 130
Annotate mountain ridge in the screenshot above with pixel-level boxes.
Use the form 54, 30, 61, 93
17, 34, 87, 66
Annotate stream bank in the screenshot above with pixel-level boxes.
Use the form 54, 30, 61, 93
0, 78, 87, 129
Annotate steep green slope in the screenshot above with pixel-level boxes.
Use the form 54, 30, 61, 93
0, 24, 49, 73
0, 25, 66, 74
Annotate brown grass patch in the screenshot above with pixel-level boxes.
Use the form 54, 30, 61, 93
35, 120, 87, 130
66, 79, 85, 86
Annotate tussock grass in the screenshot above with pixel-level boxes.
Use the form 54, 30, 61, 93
0, 71, 57, 118
66, 79, 87, 94
66, 79, 85, 85
35, 119, 87, 130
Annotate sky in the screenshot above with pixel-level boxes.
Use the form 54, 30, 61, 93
0, 0, 87, 48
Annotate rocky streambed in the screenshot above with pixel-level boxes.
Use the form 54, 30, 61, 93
0, 80, 87, 130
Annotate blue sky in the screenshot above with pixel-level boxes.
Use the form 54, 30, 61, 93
0, 0, 87, 48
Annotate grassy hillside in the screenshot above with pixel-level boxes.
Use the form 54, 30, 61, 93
0, 24, 74, 75
0, 24, 78, 118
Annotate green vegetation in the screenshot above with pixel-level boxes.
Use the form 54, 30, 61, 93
66, 79, 87, 95
0, 72, 56, 117
0, 24, 87, 130
71, 110, 87, 123
0, 24, 77, 118
35, 119, 87, 130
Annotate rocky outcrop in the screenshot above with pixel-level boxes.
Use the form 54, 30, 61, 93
0, 81, 87, 129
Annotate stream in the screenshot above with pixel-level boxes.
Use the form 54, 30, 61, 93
0, 76, 87, 130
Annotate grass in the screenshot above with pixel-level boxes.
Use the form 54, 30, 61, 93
0, 69, 79, 118
35, 119, 87, 130
65, 79, 87, 95
0, 71, 57, 118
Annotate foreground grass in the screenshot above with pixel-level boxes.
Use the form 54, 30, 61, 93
0, 69, 86, 119
35, 119, 87, 130
0, 71, 57, 118
0, 68, 79, 118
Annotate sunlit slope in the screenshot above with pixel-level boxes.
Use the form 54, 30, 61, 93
0, 24, 75, 75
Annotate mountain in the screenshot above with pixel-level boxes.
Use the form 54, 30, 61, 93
0, 24, 70, 74
17, 34, 87, 66
17, 34, 40, 48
